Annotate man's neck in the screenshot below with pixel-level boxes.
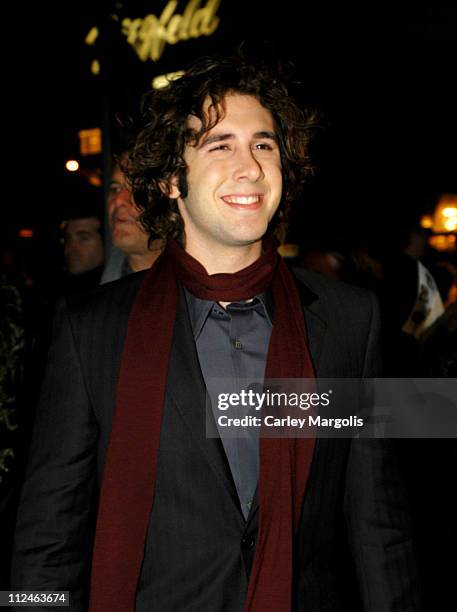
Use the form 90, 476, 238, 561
127, 239, 164, 272
184, 239, 262, 275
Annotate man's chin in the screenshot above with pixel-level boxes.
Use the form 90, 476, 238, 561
68, 267, 91, 276
112, 233, 134, 250
225, 228, 267, 248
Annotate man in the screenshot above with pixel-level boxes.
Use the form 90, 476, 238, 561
63, 209, 105, 291
12, 54, 420, 611
60, 176, 105, 292
100, 158, 163, 283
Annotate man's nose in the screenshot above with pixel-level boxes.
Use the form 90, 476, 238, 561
111, 188, 133, 208
65, 240, 79, 256
232, 149, 263, 182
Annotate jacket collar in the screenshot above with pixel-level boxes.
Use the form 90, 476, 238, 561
294, 272, 328, 376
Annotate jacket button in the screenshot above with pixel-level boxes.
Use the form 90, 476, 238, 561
241, 535, 255, 549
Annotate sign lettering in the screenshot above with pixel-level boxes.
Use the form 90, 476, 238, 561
121, 0, 222, 62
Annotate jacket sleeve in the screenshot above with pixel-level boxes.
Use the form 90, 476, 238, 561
344, 291, 422, 611
11, 297, 98, 611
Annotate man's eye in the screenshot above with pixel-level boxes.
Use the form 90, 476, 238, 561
209, 144, 230, 152
255, 143, 273, 150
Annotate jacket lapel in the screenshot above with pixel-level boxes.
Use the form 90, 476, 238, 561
296, 279, 328, 376
166, 287, 242, 512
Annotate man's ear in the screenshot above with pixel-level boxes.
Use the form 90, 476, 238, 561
160, 175, 180, 200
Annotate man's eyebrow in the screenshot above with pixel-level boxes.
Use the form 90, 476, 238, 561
253, 130, 278, 142
198, 133, 234, 148
199, 130, 278, 148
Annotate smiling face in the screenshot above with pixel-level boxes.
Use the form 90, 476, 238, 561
170, 94, 283, 272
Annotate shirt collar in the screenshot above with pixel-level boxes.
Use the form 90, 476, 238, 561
184, 286, 274, 341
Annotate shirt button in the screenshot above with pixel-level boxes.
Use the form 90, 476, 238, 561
234, 339, 243, 350
241, 535, 255, 550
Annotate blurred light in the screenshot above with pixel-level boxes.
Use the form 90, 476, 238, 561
66, 159, 79, 172
85, 27, 99, 45
428, 234, 456, 252
18, 228, 34, 238
78, 128, 102, 156
87, 171, 103, 187
443, 207, 457, 218
420, 215, 433, 229
278, 243, 300, 258
152, 71, 184, 89
432, 194, 457, 233
443, 219, 457, 232
91, 59, 100, 75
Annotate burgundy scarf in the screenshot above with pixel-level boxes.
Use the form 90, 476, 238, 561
89, 239, 316, 612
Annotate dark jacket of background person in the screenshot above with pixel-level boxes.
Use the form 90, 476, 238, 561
0, 274, 29, 586
11, 268, 420, 611
412, 302, 457, 611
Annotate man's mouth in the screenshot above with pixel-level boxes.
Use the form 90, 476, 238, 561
113, 216, 135, 225
220, 194, 263, 210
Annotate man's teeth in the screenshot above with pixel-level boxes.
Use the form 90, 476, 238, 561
222, 195, 261, 204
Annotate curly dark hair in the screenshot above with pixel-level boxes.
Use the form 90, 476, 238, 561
127, 52, 317, 243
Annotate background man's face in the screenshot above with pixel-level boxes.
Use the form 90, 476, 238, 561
107, 166, 149, 255
172, 94, 283, 255
64, 217, 104, 276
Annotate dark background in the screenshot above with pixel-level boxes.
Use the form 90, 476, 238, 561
7, 1, 457, 249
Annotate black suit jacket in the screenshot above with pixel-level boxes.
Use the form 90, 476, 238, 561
11, 269, 421, 611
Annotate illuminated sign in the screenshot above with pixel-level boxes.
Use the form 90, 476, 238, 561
121, 0, 221, 62
78, 128, 102, 156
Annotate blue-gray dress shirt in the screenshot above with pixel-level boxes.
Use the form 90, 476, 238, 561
185, 288, 273, 519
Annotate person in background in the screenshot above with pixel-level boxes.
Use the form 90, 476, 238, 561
430, 260, 457, 308
59, 175, 106, 294
100, 157, 163, 283
0, 273, 28, 587
63, 206, 105, 292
